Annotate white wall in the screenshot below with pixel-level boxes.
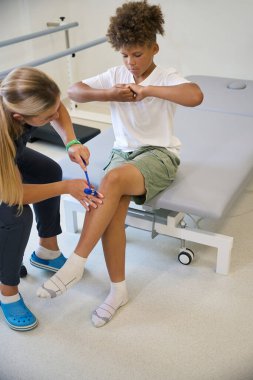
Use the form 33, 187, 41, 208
0, 0, 252, 97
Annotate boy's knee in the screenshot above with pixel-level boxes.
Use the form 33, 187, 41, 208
102, 168, 123, 190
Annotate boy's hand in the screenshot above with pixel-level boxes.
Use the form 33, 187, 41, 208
128, 83, 146, 101
110, 84, 136, 102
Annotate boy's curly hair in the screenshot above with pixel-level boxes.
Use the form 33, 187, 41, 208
106, 0, 165, 50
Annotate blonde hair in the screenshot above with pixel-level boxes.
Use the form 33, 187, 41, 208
0, 67, 60, 210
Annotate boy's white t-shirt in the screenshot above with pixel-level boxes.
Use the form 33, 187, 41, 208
83, 65, 189, 156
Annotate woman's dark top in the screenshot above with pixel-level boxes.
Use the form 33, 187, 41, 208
15, 124, 36, 162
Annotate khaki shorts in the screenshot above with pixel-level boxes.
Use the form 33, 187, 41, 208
104, 146, 180, 205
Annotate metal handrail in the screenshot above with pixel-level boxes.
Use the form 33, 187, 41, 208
0, 37, 107, 79
0, 22, 79, 48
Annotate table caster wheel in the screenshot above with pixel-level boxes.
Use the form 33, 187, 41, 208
178, 248, 194, 265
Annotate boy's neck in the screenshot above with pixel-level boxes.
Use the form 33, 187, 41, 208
134, 62, 156, 84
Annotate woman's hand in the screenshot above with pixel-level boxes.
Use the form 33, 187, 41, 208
67, 144, 90, 170
65, 179, 104, 211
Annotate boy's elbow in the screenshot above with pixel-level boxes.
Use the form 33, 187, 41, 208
67, 84, 77, 100
196, 88, 204, 106
67, 82, 86, 102
191, 84, 204, 107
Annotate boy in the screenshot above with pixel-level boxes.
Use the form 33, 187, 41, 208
37, 0, 203, 327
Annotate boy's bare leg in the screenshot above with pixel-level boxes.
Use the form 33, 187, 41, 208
74, 165, 144, 257
37, 165, 145, 298
91, 195, 130, 327
102, 195, 130, 282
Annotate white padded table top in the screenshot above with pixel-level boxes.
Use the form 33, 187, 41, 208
188, 75, 253, 117
146, 107, 253, 218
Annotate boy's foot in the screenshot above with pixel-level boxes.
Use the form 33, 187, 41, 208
91, 281, 128, 327
37, 253, 86, 298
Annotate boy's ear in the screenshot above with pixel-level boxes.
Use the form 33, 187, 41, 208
12, 113, 24, 122
153, 43, 159, 55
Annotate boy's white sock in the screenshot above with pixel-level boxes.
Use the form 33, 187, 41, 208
0, 292, 20, 304
36, 252, 86, 298
35, 245, 61, 260
91, 280, 128, 328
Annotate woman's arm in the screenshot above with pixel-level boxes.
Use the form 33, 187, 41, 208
50, 101, 90, 169
50, 102, 76, 145
22, 179, 103, 211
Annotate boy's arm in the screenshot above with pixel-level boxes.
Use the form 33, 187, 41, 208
68, 82, 136, 103
129, 83, 203, 107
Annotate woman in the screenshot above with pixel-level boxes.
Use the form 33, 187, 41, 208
0, 67, 102, 331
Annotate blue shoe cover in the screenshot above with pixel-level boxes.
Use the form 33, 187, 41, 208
0, 295, 38, 331
30, 252, 67, 272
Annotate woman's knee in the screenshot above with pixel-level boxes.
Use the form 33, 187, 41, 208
20, 205, 33, 228
0, 205, 33, 263
46, 161, 62, 182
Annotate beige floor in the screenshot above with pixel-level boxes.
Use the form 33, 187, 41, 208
1, 122, 253, 380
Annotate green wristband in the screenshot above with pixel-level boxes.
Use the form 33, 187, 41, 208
65, 139, 81, 151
